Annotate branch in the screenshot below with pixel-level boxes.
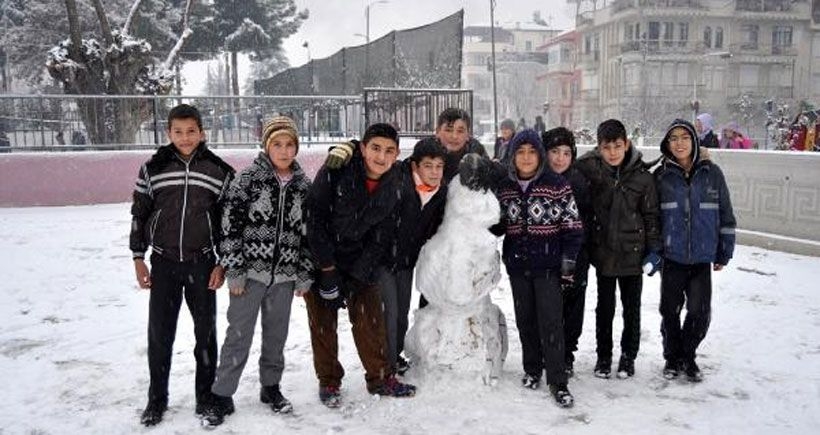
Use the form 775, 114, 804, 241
122, 0, 144, 35
90, 0, 114, 45
163, 0, 195, 69
182, 0, 193, 31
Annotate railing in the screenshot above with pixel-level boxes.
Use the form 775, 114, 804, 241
735, 0, 792, 12
362, 88, 473, 136
613, 0, 704, 12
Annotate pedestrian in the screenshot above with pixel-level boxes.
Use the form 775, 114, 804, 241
695, 113, 720, 148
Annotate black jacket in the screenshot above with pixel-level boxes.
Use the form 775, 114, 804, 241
306, 151, 404, 284
130, 143, 234, 262
701, 131, 720, 149
390, 159, 448, 271
576, 147, 661, 276
444, 138, 489, 184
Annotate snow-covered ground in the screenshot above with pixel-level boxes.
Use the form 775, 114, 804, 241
1, 203, 819, 434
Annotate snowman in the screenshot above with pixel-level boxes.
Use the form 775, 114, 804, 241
405, 153, 508, 385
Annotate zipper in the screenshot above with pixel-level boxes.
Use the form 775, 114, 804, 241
150, 209, 162, 242
179, 157, 191, 261
206, 211, 214, 252
272, 176, 290, 269
685, 174, 692, 263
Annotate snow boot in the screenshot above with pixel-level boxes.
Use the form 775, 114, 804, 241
616, 356, 635, 379
593, 357, 612, 379
682, 358, 703, 383
549, 383, 575, 408
201, 394, 234, 428
521, 373, 542, 390
319, 385, 342, 408
260, 385, 293, 414
140, 400, 167, 427
662, 359, 680, 380
370, 374, 416, 397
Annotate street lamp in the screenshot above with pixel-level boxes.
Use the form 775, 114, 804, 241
490, 0, 499, 141
302, 41, 311, 63
363, 0, 389, 88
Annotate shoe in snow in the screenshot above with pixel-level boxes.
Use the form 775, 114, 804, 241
549, 384, 575, 408
319, 385, 342, 408
593, 358, 612, 379
682, 359, 703, 383
260, 385, 293, 414
565, 358, 575, 378
370, 374, 416, 397
396, 355, 411, 375
662, 359, 680, 380
140, 400, 167, 427
616, 356, 635, 379
521, 373, 542, 390
201, 394, 234, 428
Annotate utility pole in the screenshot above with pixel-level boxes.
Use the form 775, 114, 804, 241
490, 0, 499, 140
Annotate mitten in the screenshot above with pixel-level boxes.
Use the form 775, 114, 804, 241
326, 140, 358, 170
642, 251, 662, 277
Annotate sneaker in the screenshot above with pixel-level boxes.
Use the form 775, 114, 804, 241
396, 355, 410, 375
260, 385, 293, 414
140, 400, 167, 427
370, 374, 416, 397
201, 394, 235, 428
662, 359, 680, 380
682, 358, 703, 383
549, 383, 575, 408
319, 385, 342, 408
593, 358, 612, 379
616, 356, 635, 379
521, 373, 542, 390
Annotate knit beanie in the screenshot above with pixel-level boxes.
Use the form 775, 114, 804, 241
542, 126, 577, 161
262, 115, 299, 152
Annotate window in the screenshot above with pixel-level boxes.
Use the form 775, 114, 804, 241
678, 23, 689, 47
739, 64, 759, 87
704, 26, 712, 48
663, 22, 674, 47
593, 34, 600, 61
740, 24, 759, 50
715, 27, 724, 48
648, 21, 660, 50
625, 23, 634, 41
584, 35, 592, 54
772, 25, 793, 54
525, 40, 533, 52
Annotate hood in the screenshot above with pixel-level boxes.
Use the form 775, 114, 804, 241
660, 118, 700, 165
696, 113, 714, 138
506, 128, 547, 181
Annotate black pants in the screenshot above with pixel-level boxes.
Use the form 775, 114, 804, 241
509, 270, 567, 386
595, 272, 642, 361
563, 247, 590, 363
147, 253, 217, 404
659, 260, 712, 363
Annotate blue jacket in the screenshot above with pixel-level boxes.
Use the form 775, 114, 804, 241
655, 119, 736, 265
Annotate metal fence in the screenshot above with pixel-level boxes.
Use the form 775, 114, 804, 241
0, 89, 474, 152
0, 94, 364, 152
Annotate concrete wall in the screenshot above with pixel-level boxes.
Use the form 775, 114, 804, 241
2, 146, 819, 256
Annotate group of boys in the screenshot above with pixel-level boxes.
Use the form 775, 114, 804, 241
130, 103, 735, 427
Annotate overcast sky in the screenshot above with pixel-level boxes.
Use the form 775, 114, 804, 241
281, 0, 575, 66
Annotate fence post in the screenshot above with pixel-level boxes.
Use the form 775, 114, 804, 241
39, 96, 46, 147
153, 96, 160, 145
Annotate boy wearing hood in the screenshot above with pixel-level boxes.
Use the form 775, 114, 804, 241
575, 119, 661, 380
493, 128, 584, 408
654, 119, 736, 382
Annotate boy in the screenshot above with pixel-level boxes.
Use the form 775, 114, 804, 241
130, 104, 234, 426
493, 129, 583, 408
305, 123, 416, 408
202, 116, 314, 427
493, 118, 516, 165
575, 119, 661, 380
378, 137, 448, 374
654, 119, 736, 382
542, 127, 594, 377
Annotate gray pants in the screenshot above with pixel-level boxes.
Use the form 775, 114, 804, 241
211, 279, 294, 397
378, 268, 413, 367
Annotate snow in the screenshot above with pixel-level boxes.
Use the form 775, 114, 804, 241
2, 203, 820, 434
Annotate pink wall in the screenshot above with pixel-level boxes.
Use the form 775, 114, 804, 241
0, 149, 327, 207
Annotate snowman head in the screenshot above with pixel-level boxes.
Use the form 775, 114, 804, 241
444, 154, 500, 229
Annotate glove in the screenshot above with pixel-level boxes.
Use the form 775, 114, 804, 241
642, 252, 662, 277
326, 140, 357, 170
316, 269, 346, 310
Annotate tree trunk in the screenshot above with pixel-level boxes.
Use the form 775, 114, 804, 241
64, 0, 82, 59
89, 0, 114, 45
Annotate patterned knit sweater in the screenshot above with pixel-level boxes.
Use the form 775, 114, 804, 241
219, 152, 314, 290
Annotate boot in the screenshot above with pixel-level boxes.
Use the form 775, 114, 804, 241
260, 384, 293, 413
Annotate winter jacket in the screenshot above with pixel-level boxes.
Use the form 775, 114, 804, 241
576, 147, 661, 276
130, 143, 234, 262
306, 150, 404, 284
701, 130, 720, 149
444, 137, 489, 184
390, 158, 448, 271
655, 120, 736, 265
493, 137, 511, 164
495, 130, 584, 273
219, 153, 315, 291
563, 165, 594, 242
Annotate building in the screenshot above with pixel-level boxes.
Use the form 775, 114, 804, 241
568, 0, 817, 142
539, 30, 581, 128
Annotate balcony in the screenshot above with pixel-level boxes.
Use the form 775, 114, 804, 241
735, 0, 792, 12
613, 0, 704, 12
546, 61, 576, 75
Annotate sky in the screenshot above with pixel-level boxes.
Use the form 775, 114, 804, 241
2, 172, 820, 433
182, 0, 575, 94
